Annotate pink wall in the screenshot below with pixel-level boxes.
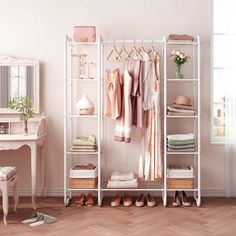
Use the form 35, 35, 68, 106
0, 0, 225, 196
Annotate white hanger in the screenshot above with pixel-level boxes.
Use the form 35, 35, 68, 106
106, 40, 122, 62
140, 40, 151, 60
131, 40, 143, 59
148, 41, 160, 60
119, 40, 131, 61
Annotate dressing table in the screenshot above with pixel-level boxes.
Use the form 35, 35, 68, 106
0, 56, 46, 210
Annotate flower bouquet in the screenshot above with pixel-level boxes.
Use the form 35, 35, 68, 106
170, 50, 190, 79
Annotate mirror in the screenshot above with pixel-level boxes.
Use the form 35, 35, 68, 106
0, 56, 39, 113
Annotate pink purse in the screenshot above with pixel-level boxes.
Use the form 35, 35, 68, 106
73, 26, 96, 42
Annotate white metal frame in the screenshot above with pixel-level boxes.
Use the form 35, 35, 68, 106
100, 38, 166, 206
64, 35, 201, 207
64, 35, 103, 206
163, 36, 201, 207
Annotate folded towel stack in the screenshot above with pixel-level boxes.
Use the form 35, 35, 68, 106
107, 171, 138, 188
167, 106, 195, 116
71, 135, 97, 152
168, 34, 195, 42
167, 133, 195, 152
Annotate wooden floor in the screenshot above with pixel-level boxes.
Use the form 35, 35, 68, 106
0, 197, 236, 236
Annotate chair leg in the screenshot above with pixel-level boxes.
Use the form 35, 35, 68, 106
13, 177, 18, 213
2, 182, 8, 225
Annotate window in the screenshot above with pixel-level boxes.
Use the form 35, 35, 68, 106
212, 0, 236, 143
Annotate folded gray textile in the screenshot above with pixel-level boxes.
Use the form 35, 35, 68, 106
22, 212, 57, 227
167, 148, 195, 152
167, 144, 195, 149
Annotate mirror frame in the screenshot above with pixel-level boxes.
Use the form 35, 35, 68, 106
0, 56, 40, 114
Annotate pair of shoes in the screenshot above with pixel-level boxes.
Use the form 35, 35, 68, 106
111, 193, 132, 207
22, 212, 57, 227
135, 193, 157, 207
172, 191, 191, 207
75, 193, 94, 207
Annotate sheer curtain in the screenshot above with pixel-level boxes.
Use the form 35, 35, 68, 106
224, 69, 236, 198
220, 0, 236, 197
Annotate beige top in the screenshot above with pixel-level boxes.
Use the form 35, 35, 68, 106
105, 69, 122, 119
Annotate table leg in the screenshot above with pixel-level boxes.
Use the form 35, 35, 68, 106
40, 140, 45, 196
30, 142, 37, 210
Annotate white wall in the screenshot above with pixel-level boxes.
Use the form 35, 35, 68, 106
0, 0, 225, 196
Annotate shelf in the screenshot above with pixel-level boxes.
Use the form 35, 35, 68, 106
102, 179, 163, 191
166, 152, 199, 155
69, 42, 98, 46
167, 188, 198, 191
66, 79, 98, 82
167, 79, 198, 82
67, 114, 98, 118
167, 41, 198, 45
102, 188, 164, 192
67, 188, 98, 191
167, 115, 198, 118
66, 151, 99, 155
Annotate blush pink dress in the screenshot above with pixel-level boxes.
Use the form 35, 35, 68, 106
115, 70, 132, 143
105, 69, 122, 119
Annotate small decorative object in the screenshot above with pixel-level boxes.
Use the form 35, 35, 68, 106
170, 50, 190, 79
78, 54, 88, 79
76, 94, 94, 115
86, 62, 96, 80
8, 96, 34, 135
73, 26, 96, 42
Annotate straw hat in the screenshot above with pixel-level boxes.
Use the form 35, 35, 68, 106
169, 95, 194, 110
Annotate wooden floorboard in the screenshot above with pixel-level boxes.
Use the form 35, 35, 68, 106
0, 197, 236, 236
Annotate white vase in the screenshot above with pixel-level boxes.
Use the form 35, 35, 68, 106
76, 94, 94, 115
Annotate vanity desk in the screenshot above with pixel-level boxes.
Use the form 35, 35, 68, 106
0, 56, 45, 210
0, 116, 46, 210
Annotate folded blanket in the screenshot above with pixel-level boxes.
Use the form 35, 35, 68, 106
168, 111, 195, 116
107, 178, 138, 188
167, 144, 195, 149
72, 135, 96, 146
111, 171, 135, 181
167, 133, 194, 141
167, 106, 195, 113
167, 148, 195, 152
168, 34, 194, 41
168, 140, 195, 146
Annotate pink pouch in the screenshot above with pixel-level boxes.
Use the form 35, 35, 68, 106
73, 26, 96, 42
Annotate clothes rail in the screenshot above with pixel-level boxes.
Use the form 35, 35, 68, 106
103, 39, 164, 43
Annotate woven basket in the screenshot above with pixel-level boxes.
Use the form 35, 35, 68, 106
70, 177, 97, 189
168, 178, 194, 189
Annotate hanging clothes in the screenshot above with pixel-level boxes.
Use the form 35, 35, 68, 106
142, 53, 162, 180
105, 69, 122, 119
114, 70, 132, 143
127, 59, 144, 128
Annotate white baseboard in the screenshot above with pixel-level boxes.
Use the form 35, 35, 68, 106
1, 188, 227, 197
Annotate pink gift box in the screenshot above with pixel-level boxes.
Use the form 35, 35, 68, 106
73, 26, 96, 42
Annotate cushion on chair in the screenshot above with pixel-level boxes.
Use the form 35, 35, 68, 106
0, 167, 17, 181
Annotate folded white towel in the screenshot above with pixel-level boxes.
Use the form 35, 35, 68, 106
110, 171, 135, 181
107, 178, 138, 188
167, 133, 194, 141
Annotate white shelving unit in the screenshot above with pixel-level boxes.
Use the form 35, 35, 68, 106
163, 36, 201, 207
64, 35, 103, 206
64, 35, 201, 207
